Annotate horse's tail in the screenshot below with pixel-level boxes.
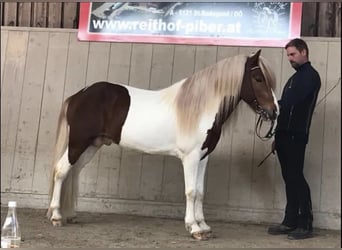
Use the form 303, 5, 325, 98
47, 98, 72, 219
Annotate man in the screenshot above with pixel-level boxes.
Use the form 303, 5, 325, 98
268, 38, 321, 240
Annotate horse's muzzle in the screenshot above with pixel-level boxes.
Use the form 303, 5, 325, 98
256, 105, 277, 121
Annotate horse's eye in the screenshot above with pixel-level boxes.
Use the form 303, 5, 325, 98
254, 76, 263, 82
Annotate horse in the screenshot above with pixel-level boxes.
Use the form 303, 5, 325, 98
47, 49, 278, 240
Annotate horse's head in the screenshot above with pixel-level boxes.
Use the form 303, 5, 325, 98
240, 50, 278, 122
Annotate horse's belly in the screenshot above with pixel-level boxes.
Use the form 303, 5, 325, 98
119, 94, 178, 156
120, 120, 177, 155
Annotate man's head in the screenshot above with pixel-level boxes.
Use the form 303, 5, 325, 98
285, 38, 309, 69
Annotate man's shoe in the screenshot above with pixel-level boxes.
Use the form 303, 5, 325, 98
268, 224, 296, 235
287, 227, 313, 240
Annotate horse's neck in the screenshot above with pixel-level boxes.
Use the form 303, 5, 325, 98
160, 79, 186, 104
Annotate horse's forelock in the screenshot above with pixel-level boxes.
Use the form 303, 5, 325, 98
176, 54, 248, 134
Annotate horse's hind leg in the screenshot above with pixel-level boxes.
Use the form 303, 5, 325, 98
64, 163, 81, 224
48, 148, 72, 226
48, 145, 99, 226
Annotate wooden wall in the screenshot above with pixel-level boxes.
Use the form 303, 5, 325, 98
0, 2, 79, 28
1, 27, 340, 230
1, 2, 341, 37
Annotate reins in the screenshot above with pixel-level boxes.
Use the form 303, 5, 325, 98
255, 114, 276, 168
255, 114, 275, 141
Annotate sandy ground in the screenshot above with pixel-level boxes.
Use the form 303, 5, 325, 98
1, 207, 340, 248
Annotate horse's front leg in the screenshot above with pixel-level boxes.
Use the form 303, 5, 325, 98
182, 150, 207, 240
195, 156, 211, 234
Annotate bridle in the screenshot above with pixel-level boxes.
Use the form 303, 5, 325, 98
248, 66, 276, 141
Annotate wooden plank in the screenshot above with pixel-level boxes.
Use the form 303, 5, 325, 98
17, 3, 31, 27
318, 3, 335, 37
0, 3, 3, 25
32, 31, 69, 194
303, 41, 328, 211
78, 41, 111, 197
1, 29, 9, 89
94, 43, 132, 197
273, 46, 295, 210
192, 45, 218, 203
85, 42, 110, 85
107, 43, 132, 84
171, 45, 195, 82
161, 45, 196, 203
216, 46, 239, 62
32, 3, 47, 27
62, 32, 89, 199
62, 3, 78, 28
1, 30, 29, 192
148, 44, 174, 90
194, 45, 217, 72
227, 47, 259, 208
63, 33, 89, 98
118, 44, 152, 199
11, 31, 49, 192
320, 42, 341, 213
95, 43, 127, 197
279, 48, 295, 94
128, 43, 152, 88
205, 46, 238, 205
162, 157, 184, 203
301, 3, 317, 36
336, 3, 341, 37
3, 2, 17, 26
47, 3, 62, 28
228, 100, 255, 208
249, 48, 283, 209
140, 44, 174, 201
95, 144, 121, 197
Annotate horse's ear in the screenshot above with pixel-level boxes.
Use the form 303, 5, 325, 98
248, 49, 262, 66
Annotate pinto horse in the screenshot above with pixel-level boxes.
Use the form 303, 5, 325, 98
47, 50, 278, 240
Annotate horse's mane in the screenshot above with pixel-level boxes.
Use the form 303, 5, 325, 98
173, 54, 276, 134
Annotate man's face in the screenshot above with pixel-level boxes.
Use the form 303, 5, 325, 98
286, 46, 308, 69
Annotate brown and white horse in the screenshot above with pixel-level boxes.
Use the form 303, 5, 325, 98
47, 50, 278, 240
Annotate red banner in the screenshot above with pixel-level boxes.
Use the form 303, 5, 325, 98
78, 2, 302, 47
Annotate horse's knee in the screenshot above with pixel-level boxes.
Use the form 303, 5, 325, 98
196, 192, 204, 202
54, 162, 72, 182
185, 189, 196, 201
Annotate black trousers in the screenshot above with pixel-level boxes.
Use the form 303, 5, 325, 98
275, 131, 313, 229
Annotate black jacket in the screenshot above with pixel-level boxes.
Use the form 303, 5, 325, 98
276, 62, 321, 136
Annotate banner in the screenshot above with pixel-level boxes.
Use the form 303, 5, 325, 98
78, 2, 302, 47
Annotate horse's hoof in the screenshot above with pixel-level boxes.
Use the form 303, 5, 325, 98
66, 217, 78, 224
203, 230, 213, 238
192, 232, 209, 241
51, 219, 63, 227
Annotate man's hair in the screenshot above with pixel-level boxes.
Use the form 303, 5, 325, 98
285, 38, 309, 57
